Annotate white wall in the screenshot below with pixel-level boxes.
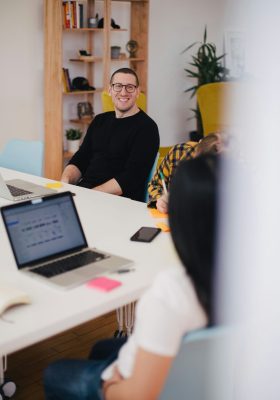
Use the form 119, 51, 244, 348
148, 0, 229, 145
0, 0, 44, 148
0, 0, 240, 149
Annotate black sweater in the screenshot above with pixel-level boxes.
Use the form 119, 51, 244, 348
69, 110, 159, 201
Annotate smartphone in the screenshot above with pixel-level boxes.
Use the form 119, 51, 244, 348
130, 227, 161, 243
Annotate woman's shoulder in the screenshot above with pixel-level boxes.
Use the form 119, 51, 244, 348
135, 267, 208, 350
154, 267, 191, 287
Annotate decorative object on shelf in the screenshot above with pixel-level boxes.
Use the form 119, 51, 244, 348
98, 18, 120, 29
78, 50, 94, 61
126, 40, 138, 58
65, 128, 82, 153
181, 26, 229, 135
71, 77, 95, 91
111, 46, 121, 59
77, 102, 94, 120
88, 13, 99, 28
79, 49, 92, 56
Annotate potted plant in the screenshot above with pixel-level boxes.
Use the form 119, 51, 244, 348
65, 128, 83, 153
182, 26, 229, 136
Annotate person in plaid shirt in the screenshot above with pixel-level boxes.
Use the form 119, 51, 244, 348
147, 133, 223, 212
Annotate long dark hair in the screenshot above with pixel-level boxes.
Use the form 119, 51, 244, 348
168, 154, 218, 320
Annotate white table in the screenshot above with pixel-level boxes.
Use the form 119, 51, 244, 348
0, 167, 180, 382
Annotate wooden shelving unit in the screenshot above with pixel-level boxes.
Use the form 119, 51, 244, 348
44, 0, 149, 180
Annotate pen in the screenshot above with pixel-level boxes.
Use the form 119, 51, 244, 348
159, 172, 168, 195
116, 268, 135, 274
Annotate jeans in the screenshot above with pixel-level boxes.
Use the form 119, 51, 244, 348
44, 338, 126, 400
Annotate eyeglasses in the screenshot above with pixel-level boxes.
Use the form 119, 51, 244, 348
111, 83, 137, 93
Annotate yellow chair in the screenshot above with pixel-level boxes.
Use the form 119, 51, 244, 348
158, 146, 172, 168
196, 82, 240, 136
101, 91, 147, 112
157, 141, 197, 168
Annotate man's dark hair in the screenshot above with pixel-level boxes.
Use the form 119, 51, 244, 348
168, 154, 219, 320
110, 68, 139, 87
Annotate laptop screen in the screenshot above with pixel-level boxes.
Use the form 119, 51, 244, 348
1, 192, 87, 268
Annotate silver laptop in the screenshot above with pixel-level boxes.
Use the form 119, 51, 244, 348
0, 172, 56, 201
1, 191, 133, 289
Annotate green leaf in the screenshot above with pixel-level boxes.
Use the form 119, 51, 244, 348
181, 25, 229, 134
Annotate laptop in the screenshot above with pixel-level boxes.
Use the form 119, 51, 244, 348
0, 172, 56, 201
1, 191, 133, 289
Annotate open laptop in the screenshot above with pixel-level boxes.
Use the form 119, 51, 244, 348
0, 172, 56, 201
1, 191, 133, 289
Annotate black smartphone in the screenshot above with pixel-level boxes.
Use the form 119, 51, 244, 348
130, 227, 161, 243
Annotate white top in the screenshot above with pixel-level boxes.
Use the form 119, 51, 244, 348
102, 267, 208, 380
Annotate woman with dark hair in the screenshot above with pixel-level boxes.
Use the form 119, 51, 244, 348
148, 132, 223, 213
44, 154, 219, 400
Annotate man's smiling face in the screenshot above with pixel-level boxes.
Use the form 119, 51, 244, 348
109, 72, 140, 117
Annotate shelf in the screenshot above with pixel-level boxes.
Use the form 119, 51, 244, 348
63, 89, 101, 95
111, 57, 145, 62
64, 28, 103, 32
69, 57, 103, 62
64, 28, 128, 32
69, 117, 94, 125
113, 0, 149, 3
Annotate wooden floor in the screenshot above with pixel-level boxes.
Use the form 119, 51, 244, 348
6, 311, 118, 400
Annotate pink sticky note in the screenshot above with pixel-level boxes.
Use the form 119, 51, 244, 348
87, 277, 122, 292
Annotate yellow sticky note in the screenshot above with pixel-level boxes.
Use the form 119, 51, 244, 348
156, 222, 170, 232
149, 208, 168, 219
45, 182, 63, 189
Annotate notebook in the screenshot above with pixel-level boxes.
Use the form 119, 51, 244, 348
0, 285, 31, 316
0, 172, 56, 201
1, 191, 133, 289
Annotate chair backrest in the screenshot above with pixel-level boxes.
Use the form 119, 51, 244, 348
197, 82, 240, 136
101, 91, 147, 112
144, 152, 159, 203
159, 326, 235, 400
0, 139, 44, 176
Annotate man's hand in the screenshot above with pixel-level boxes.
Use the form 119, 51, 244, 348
61, 165, 82, 184
156, 193, 168, 214
93, 178, 123, 196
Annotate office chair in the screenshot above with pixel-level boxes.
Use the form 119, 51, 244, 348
0, 139, 44, 176
196, 82, 239, 136
159, 326, 235, 400
101, 91, 147, 112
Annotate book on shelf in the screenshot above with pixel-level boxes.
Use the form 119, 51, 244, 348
62, 68, 72, 92
62, 69, 68, 92
79, 3, 84, 28
63, 1, 85, 29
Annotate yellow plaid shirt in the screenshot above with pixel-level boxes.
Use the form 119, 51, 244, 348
147, 142, 196, 207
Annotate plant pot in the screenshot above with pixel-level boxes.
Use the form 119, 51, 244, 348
67, 139, 80, 153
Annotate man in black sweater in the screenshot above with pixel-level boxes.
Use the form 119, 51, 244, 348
61, 68, 159, 202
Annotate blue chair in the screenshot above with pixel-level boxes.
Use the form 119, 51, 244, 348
159, 326, 235, 400
0, 139, 44, 176
144, 152, 159, 203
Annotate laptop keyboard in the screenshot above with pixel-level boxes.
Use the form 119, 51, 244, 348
7, 184, 32, 196
31, 250, 109, 278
